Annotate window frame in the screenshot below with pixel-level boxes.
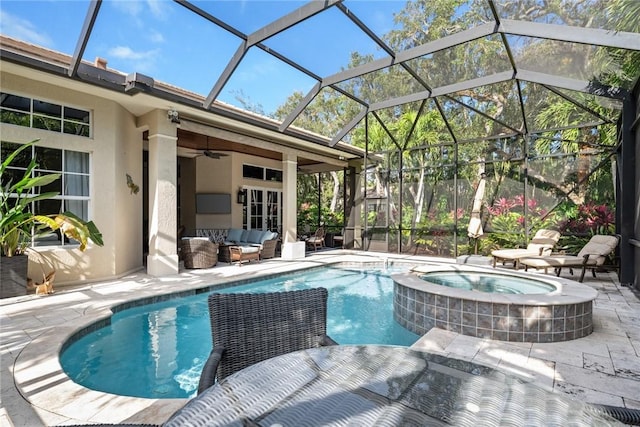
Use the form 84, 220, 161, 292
0, 141, 92, 249
0, 92, 92, 138
242, 163, 283, 183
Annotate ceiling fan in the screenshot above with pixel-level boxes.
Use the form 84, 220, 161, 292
197, 136, 229, 159
203, 150, 228, 159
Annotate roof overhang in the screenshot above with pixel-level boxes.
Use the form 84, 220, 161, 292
0, 36, 365, 165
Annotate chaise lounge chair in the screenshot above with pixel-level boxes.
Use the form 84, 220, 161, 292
519, 234, 619, 282
491, 229, 561, 269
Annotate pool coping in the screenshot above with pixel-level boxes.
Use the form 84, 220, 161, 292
11, 253, 438, 425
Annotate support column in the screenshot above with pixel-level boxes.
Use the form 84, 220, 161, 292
281, 154, 305, 259
345, 164, 362, 249
618, 93, 638, 288
145, 110, 179, 276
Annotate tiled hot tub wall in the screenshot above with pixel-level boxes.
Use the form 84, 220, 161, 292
393, 282, 593, 343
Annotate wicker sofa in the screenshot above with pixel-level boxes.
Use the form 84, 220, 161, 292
196, 228, 279, 261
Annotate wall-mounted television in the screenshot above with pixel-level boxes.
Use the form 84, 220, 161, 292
196, 193, 231, 214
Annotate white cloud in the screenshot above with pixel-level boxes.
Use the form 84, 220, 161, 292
236, 57, 280, 82
111, 1, 143, 18
0, 10, 54, 48
146, 0, 168, 21
107, 45, 160, 73
111, 0, 168, 25
148, 30, 165, 44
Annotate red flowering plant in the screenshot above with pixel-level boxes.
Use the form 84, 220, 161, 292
484, 195, 558, 252
555, 202, 615, 255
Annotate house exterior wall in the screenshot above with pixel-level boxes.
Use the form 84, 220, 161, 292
194, 152, 283, 230
0, 71, 144, 286
178, 156, 197, 235
194, 152, 234, 230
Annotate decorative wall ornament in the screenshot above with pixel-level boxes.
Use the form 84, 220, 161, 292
126, 173, 139, 195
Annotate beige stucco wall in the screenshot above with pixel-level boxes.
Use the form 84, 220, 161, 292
113, 103, 144, 277
178, 157, 197, 234
194, 152, 283, 230
0, 72, 143, 286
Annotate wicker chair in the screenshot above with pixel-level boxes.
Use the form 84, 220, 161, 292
181, 237, 218, 269
305, 226, 325, 251
260, 236, 278, 259
197, 288, 337, 394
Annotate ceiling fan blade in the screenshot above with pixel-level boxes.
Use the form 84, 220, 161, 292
203, 151, 228, 159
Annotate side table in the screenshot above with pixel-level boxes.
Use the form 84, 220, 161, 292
218, 244, 232, 263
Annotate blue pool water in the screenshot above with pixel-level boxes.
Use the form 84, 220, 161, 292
60, 265, 419, 399
419, 272, 556, 294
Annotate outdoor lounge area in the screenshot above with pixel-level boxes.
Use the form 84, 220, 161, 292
1, 0, 639, 425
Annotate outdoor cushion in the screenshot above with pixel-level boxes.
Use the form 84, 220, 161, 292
262, 231, 278, 243
227, 228, 243, 242
221, 229, 278, 249
530, 237, 558, 246
519, 255, 596, 268
492, 248, 544, 259
531, 229, 562, 245
247, 229, 263, 244
576, 235, 619, 264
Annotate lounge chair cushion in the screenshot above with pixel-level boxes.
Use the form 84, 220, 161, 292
491, 248, 545, 259
576, 235, 619, 265
531, 229, 561, 244
519, 255, 597, 268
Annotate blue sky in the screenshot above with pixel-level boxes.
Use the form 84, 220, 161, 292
0, 0, 405, 115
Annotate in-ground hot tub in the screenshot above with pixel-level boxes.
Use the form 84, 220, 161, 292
392, 265, 598, 343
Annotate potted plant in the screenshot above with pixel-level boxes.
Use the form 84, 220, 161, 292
1, 139, 103, 297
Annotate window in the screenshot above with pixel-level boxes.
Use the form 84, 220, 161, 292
265, 168, 282, 182
0, 92, 91, 137
242, 164, 283, 182
243, 164, 263, 180
1, 141, 91, 247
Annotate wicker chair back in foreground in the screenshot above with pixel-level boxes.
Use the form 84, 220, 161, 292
197, 288, 337, 394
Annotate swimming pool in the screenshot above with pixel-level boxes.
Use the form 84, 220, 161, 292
60, 264, 420, 399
